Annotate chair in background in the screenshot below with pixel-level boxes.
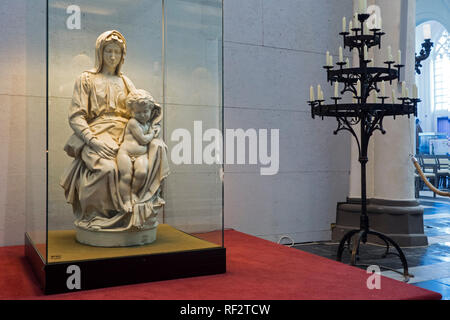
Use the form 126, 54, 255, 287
436, 155, 449, 190
417, 154, 438, 198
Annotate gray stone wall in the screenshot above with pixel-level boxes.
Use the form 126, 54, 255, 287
223, 0, 352, 243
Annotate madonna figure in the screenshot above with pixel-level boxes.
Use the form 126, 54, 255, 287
60, 30, 170, 246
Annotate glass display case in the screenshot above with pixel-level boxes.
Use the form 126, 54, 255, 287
25, 0, 224, 294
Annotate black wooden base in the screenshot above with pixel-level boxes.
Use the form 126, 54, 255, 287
25, 233, 226, 295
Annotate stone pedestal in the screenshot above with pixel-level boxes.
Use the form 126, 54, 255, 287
332, 198, 428, 247
76, 224, 158, 247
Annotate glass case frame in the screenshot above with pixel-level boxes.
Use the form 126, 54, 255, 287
25, 0, 225, 294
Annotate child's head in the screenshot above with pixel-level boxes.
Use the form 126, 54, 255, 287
126, 89, 156, 123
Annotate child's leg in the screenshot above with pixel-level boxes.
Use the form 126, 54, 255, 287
132, 155, 149, 199
117, 149, 134, 212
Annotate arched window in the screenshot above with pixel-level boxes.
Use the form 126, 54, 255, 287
415, 22, 450, 138
433, 30, 450, 112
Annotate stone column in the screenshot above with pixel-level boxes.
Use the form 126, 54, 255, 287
333, 0, 428, 247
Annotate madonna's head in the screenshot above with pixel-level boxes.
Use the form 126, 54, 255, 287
93, 30, 127, 75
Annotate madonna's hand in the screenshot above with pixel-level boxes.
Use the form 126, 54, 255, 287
89, 138, 116, 160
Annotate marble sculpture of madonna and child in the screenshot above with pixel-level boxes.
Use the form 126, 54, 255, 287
60, 30, 170, 247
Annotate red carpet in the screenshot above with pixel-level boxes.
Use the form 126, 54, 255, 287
0, 230, 442, 300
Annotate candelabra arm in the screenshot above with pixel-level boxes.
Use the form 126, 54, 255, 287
368, 113, 387, 136
415, 39, 434, 75
334, 117, 361, 156
342, 84, 358, 97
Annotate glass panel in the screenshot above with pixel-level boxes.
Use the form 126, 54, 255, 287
164, 0, 223, 246
25, 0, 47, 263
45, 0, 223, 263
47, 0, 164, 263
44, 0, 223, 263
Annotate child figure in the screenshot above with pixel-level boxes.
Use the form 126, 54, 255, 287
117, 89, 159, 213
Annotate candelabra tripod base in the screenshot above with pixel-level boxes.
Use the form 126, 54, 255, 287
336, 229, 414, 282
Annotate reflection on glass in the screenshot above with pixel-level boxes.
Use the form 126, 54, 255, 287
164, 0, 222, 107
164, 0, 223, 245
25, 0, 47, 262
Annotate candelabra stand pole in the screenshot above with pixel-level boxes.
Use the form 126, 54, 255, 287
360, 128, 369, 242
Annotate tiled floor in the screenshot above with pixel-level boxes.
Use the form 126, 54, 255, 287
293, 193, 450, 300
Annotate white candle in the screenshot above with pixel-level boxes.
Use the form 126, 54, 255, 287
357, 80, 361, 97
326, 51, 330, 66
364, 22, 369, 35
334, 81, 339, 97
343, 17, 347, 33
359, 0, 367, 14
373, 91, 378, 103
330, 55, 333, 67
413, 84, 418, 99
406, 87, 410, 98
388, 45, 393, 61
339, 46, 343, 62
364, 45, 368, 61
398, 50, 402, 65
423, 24, 431, 40
402, 81, 406, 97
317, 85, 322, 100
346, 57, 350, 68
310, 86, 315, 101
392, 89, 397, 102
381, 80, 386, 97
349, 21, 353, 34
353, 12, 358, 29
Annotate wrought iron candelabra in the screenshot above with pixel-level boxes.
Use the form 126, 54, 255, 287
308, 13, 420, 282
415, 39, 434, 75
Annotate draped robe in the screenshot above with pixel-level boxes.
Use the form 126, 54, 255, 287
60, 71, 170, 231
